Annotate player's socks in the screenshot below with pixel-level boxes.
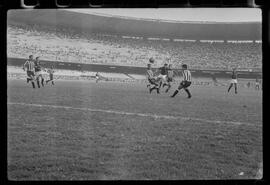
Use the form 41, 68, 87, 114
27, 78, 30, 83
228, 84, 232, 92
41, 79, 44, 87
150, 86, 157, 94
37, 81, 40, 88
31, 82, 35, 88
165, 85, 171, 93
171, 90, 179, 97
157, 88, 160, 94
52, 81, 54, 85
184, 89, 191, 98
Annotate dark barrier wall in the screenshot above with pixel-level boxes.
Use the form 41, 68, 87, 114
8, 58, 262, 79
7, 9, 261, 40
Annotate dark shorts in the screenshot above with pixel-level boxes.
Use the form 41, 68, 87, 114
179, 81, 191, 89
27, 71, 35, 78
167, 77, 173, 82
148, 78, 158, 85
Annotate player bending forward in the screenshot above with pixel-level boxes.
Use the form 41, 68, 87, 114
23, 55, 36, 89
171, 64, 192, 98
147, 64, 160, 94
45, 66, 55, 85
227, 68, 238, 94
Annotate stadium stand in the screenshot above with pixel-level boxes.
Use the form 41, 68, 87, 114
7, 23, 262, 70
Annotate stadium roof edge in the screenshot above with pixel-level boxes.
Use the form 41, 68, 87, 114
62, 10, 261, 24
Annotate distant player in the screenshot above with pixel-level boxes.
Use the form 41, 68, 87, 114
246, 81, 251, 88
34, 57, 45, 88
95, 72, 108, 83
171, 64, 192, 98
163, 64, 174, 93
146, 63, 160, 94
45, 66, 55, 85
211, 74, 218, 86
95, 72, 101, 83
23, 55, 36, 88
255, 77, 260, 90
227, 68, 238, 94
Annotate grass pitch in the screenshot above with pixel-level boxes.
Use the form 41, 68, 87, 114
7, 79, 262, 180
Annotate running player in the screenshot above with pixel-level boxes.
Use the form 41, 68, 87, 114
171, 64, 192, 98
23, 55, 36, 88
227, 68, 238, 94
34, 57, 45, 88
163, 64, 174, 93
45, 66, 55, 85
147, 63, 160, 94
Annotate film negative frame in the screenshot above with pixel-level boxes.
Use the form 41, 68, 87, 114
2, 0, 269, 184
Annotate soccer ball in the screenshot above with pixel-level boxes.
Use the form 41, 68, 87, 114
149, 57, 155, 63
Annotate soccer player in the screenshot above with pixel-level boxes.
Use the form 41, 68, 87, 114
34, 57, 45, 88
171, 64, 192, 98
95, 72, 101, 83
246, 81, 251, 88
227, 68, 238, 94
23, 55, 36, 88
255, 77, 260, 90
157, 63, 169, 88
163, 64, 174, 93
147, 63, 160, 94
45, 66, 55, 85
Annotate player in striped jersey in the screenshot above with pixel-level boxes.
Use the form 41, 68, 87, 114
23, 55, 36, 88
227, 68, 238, 94
171, 64, 192, 98
146, 63, 160, 94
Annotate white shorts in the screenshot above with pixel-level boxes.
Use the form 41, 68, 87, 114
157, 74, 167, 81
231, 79, 238, 84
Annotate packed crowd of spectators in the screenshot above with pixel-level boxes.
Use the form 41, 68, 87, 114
7, 24, 262, 70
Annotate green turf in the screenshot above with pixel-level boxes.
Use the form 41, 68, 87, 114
7, 79, 262, 180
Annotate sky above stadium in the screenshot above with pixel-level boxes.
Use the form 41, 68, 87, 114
67, 8, 261, 23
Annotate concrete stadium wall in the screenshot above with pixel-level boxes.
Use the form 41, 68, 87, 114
8, 57, 262, 79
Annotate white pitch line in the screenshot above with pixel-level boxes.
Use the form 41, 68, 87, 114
7, 102, 260, 127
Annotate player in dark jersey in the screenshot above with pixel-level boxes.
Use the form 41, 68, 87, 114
45, 66, 55, 85
146, 63, 160, 94
171, 64, 192, 98
227, 68, 238, 94
23, 55, 36, 88
34, 57, 45, 88
163, 64, 174, 93
157, 63, 168, 88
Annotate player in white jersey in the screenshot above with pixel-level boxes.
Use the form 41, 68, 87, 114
171, 64, 192, 98
146, 63, 160, 94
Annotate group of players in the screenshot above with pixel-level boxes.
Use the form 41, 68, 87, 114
23, 55, 55, 89
146, 57, 192, 98
146, 57, 262, 98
